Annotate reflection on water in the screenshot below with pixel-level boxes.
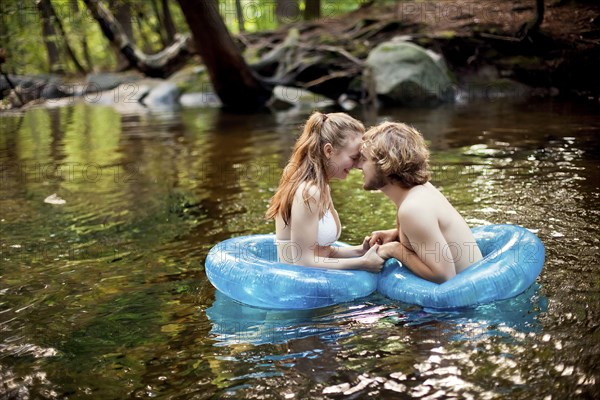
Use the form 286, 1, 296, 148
0, 99, 599, 399
207, 284, 547, 347
206, 291, 396, 346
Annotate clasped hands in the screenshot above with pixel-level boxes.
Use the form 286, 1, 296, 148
361, 228, 401, 260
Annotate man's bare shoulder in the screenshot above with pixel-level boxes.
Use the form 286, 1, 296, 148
398, 200, 421, 216
399, 201, 434, 225
400, 186, 433, 210
398, 186, 439, 226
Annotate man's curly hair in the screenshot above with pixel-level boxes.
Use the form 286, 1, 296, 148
362, 122, 431, 188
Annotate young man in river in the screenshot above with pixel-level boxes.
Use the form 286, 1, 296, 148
357, 122, 483, 283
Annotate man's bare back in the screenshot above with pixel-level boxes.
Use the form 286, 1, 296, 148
397, 182, 482, 273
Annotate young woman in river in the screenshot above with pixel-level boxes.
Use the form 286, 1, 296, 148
266, 112, 384, 272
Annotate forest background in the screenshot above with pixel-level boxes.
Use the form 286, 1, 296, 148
1, 0, 598, 109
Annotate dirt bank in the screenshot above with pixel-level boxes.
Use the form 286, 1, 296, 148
242, 0, 600, 101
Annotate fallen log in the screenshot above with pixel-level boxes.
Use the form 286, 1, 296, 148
83, 0, 193, 78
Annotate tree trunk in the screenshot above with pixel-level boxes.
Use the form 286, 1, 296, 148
176, 0, 272, 110
109, 0, 135, 70
532, 0, 545, 32
150, 0, 168, 46
37, 0, 87, 74
71, 0, 93, 70
134, 13, 154, 53
304, 0, 321, 20
37, 0, 64, 73
162, 0, 177, 42
0, 16, 12, 73
518, 0, 545, 40
83, 0, 193, 78
235, 0, 245, 33
276, 0, 300, 24
0, 49, 25, 106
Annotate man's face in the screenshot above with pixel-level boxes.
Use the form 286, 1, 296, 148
357, 146, 387, 191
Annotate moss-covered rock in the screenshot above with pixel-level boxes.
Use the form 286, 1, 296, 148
366, 40, 455, 106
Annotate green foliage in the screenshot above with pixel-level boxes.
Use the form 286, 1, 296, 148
220, 0, 370, 33
1, 0, 117, 74
1, 0, 46, 74
0, 0, 369, 75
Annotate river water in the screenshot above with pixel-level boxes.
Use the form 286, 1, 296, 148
0, 98, 598, 398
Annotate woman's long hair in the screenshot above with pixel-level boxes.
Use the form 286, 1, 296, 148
266, 112, 364, 225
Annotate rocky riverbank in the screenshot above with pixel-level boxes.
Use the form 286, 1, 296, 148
1, 0, 598, 112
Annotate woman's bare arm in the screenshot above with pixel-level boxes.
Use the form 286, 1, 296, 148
287, 184, 383, 272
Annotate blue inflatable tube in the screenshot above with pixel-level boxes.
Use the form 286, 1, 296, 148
377, 224, 545, 309
205, 235, 378, 309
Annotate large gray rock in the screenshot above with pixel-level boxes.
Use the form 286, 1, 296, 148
179, 92, 221, 108
140, 81, 181, 107
366, 41, 455, 106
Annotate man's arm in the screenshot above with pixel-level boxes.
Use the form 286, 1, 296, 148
378, 210, 456, 283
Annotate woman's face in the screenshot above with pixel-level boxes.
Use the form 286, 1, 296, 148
325, 134, 362, 180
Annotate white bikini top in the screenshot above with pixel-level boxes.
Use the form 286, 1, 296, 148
316, 209, 340, 246
276, 209, 340, 247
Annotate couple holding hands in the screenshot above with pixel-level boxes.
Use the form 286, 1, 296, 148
266, 112, 482, 284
